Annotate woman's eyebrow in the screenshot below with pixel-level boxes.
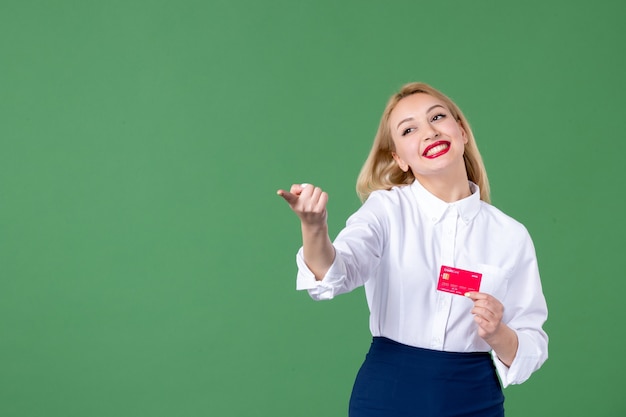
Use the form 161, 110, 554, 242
396, 105, 445, 129
426, 104, 445, 114
396, 117, 414, 129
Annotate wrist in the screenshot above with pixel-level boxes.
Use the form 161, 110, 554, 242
301, 221, 328, 236
486, 325, 518, 367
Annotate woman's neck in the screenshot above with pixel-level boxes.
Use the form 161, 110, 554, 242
414, 172, 471, 203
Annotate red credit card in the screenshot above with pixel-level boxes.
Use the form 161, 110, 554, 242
437, 265, 482, 296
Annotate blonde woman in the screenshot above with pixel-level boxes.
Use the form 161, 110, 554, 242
277, 82, 548, 417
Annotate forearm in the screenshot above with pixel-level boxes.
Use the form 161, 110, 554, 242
301, 222, 335, 280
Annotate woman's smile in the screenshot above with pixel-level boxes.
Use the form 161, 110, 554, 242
423, 140, 451, 159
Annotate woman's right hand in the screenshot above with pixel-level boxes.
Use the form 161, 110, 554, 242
277, 183, 329, 226
277, 183, 334, 279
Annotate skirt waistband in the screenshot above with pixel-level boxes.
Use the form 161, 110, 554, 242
369, 337, 492, 370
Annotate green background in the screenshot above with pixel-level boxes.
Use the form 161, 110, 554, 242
1, 0, 624, 416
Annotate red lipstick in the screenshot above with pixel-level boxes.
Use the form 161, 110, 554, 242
422, 141, 451, 159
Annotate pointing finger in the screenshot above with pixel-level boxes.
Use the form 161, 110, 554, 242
276, 189, 298, 205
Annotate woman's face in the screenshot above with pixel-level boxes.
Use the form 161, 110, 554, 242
389, 93, 468, 180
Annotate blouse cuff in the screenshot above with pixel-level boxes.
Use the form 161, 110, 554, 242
492, 330, 544, 388
295, 247, 346, 300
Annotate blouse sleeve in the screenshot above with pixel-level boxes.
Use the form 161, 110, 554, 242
296, 192, 387, 301
492, 229, 549, 387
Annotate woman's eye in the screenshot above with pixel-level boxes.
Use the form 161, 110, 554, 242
432, 113, 446, 121
402, 127, 414, 136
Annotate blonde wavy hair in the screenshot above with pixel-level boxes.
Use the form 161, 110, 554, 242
356, 82, 490, 203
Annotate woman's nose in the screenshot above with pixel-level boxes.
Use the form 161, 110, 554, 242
424, 125, 440, 140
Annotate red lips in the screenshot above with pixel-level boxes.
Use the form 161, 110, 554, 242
422, 141, 451, 159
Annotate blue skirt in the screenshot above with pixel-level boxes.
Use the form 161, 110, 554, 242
349, 337, 504, 417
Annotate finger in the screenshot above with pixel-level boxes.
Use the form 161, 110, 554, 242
473, 316, 493, 337
476, 298, 503, 314
301, 185, 326, 207
276, 189, 299, 205
296, 183, 317, 198
310, 186, 323, 203
473, 314, 495, 334
472, 299, 493, 309
290, 183, 305, 195
304, 188, 328, 214
472, 306, 496, 322
282, 183, 315, 198
316, 191, 329, 212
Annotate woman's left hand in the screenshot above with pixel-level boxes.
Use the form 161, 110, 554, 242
465, 292, 505, 341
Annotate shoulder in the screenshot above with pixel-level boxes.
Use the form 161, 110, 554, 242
478, 201, 531, 239
349, 185, 415, 224
365, 185, 414, 207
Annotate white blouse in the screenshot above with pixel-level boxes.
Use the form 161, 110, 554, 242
296, 180, 548, 387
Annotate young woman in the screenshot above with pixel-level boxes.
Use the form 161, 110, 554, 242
277, 82, 548, 417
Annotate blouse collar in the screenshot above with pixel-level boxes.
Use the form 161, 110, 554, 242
409, 179, 481, 225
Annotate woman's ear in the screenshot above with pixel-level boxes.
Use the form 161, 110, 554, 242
392, 152, 409, 172
459, 121, 469, 144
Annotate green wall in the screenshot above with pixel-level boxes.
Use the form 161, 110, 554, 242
1, 1, 624, 416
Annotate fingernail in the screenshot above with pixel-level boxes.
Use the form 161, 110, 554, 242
464, 292, 471, 297
301, 183, 310, 188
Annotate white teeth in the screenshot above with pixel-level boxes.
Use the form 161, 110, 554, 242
426, 144, 449, 156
